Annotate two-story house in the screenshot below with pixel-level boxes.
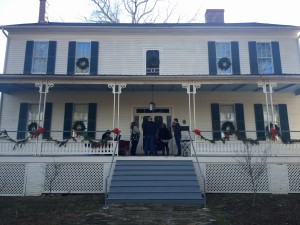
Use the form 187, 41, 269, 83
0, 3, 300, 198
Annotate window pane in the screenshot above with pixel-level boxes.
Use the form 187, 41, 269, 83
216, 42, 232, 75
75, 42, 91, 74
257, 42, 273, 74
32, 42, 48, 73
146, 50, 159, 75
263, 105, 280, 128
27, 104, 43, 124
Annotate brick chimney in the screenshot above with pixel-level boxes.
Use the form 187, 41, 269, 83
38, 0, 49, 23
205, 9, 224, 24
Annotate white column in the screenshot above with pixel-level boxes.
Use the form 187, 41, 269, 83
108, 83, 126, 129
258, 82, 277, 130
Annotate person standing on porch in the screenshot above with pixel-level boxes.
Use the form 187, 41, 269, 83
130, 121, 140, 156
172, 118, 182, 156
158, 123, 172, 156
144, 117, 157, 155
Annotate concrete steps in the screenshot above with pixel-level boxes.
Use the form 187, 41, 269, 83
107, 160, 204, 204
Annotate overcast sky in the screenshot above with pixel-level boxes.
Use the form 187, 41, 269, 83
1, 0, 300, 73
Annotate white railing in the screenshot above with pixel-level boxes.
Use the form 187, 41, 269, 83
193, 140, 300, 156
0, 140, 117, 156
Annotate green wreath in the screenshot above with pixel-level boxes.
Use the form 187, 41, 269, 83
72, 121, 86, 132
76, 57, 89, 70
218, 57, 232, 70
28, 122, 38, 135
221, 121, 235, 135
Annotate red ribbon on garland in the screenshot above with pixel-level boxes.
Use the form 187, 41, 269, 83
270, 128, 277, 141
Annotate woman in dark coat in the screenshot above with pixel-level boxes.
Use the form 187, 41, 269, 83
158, 123, 172, 156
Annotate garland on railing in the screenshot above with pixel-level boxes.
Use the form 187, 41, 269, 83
0, 128, 121, 150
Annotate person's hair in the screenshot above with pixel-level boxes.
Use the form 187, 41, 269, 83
161, 123, 166, 128
130, 121, 136, 129
174, 118, 178, 122
148, 117, 153, 121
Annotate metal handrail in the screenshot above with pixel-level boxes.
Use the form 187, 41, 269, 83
188, 130, 207, 209
103, 132, 120, 209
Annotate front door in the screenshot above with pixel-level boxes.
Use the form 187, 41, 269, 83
135, 113, 172, 155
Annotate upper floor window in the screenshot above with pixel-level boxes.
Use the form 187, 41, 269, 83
32, 42, 49, 74
146, 50, 159, 75
73, 104, 88, 130
257, 42, 273, 74
75, 42, 91, 74
216, 42, 232, 75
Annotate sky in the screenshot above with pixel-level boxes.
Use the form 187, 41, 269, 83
1, 0, 300, 73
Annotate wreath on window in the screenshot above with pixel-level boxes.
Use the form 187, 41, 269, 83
76, 57, 89, 70
28, 122, 44, 138
72, 121, 86, 132
221, 121, 235, 140
218, 57, 232, 70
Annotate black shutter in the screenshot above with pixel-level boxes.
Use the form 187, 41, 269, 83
23, 41, 34, 74
63, 103, 73, 139
254, 104, 266, 140
278, 104, 290, 141
231, 42, 241, 75
43, 103, 52, 139
271, 42, 282, 74
248, 41, 258, 75
46, 41, 57, 75
87, 103, 97, 139
90, 41, 99, 75
211, 103, 221, 140
235, 103, 246, 139
208, 41, 217, 75
17, 103, 29, 139
67, 41, 76, 75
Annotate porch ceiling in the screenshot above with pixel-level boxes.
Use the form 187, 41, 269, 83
1, 83, 300, 95
1, 74, 300, 94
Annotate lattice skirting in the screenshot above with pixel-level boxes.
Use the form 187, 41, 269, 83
0, 162, 300, 196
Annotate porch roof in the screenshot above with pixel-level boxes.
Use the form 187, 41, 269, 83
1, 74, 300, 95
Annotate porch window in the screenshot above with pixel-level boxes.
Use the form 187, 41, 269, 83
75, 42, 91, 74
220, 105, 236, 139
216, 42, 232, 75
73, 104, 88, 131
146, 50, 159, 75
32, 42, 49, 74
27, 104, 43, 125
256, 42, 273, 74
263, 105, 280, 130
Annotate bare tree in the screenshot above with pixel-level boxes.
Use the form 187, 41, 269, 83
86, 0, 201, 23
234, 140, 271, 206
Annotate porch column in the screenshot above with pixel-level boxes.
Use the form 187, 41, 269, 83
258, 82, 277, 130
35, 82, 54, 129
182, 83, 201, 131
108, 83, 126, 129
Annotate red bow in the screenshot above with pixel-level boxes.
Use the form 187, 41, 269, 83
270, 128, 277, 141
192, 129, 201, 136
111, 128, 120, 135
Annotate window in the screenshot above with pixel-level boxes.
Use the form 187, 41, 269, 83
32, 42, 49, 73
220, 105, 236, 139
216, 42, 232, 75
75, 42, 91, 74
73, 104, 88, 129
257, 42, 273, 74
263, 105, 280, 129
146, 50, 159, 75
27, 104, 43, 125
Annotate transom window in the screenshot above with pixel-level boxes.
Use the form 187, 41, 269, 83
257, 42, 273, 74
146, 50, 159, 75
75, 42, 91, 74
216, 42, 232, 75
32, 42, 49, 74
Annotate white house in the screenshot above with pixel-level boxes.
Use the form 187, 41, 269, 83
0, 2, 299, 199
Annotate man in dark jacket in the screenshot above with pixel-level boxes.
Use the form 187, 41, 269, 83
143, 117, 157, 155
172, 118, 182, 156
